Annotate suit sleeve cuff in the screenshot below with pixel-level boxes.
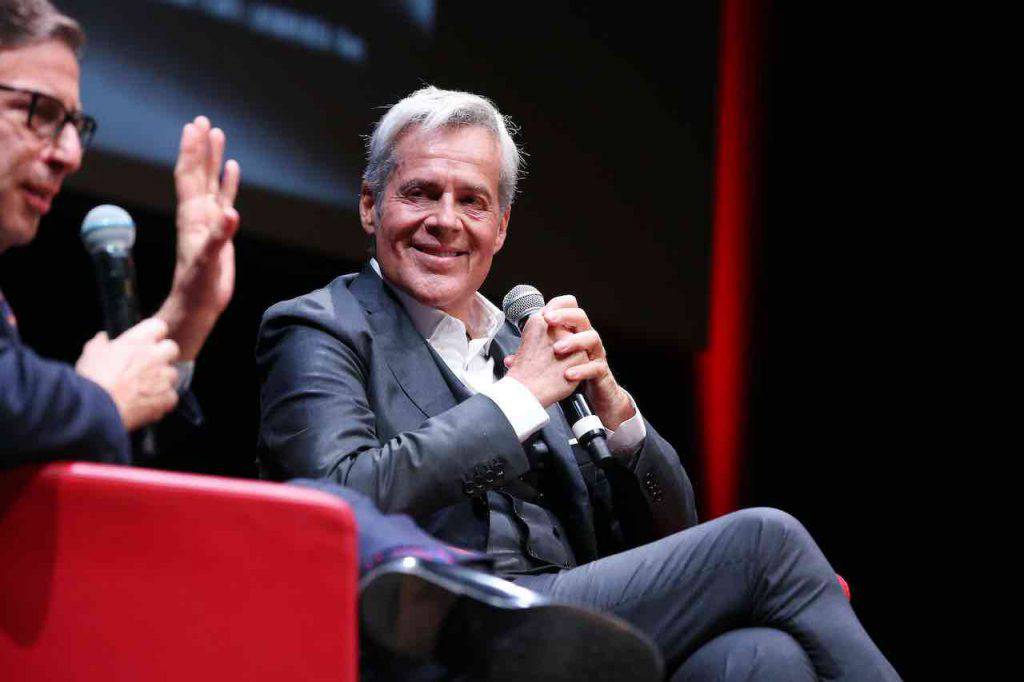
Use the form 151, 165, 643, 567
605, 390, 646, 457
175, 360, 195, 394
479, 376, 550, 442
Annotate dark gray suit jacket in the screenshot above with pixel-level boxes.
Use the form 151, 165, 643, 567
256, 264, 697, 564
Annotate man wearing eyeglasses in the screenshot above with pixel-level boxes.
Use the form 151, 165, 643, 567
1, 0, 240, 466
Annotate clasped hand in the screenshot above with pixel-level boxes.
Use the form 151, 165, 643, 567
505, 295, 635, 431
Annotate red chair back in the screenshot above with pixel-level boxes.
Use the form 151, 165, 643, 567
1, 462, 357, 681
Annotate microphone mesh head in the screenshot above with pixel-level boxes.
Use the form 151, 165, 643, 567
81, 204, 135, 254
502, 284, 546, 326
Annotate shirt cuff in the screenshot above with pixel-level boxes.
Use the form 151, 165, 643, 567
479, 376, 550, 442
175, 360, 195, 394
605, 390, 646, 457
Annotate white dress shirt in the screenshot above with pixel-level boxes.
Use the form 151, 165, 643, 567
370, 259, 646, 456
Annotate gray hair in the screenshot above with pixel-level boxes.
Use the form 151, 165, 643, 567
363, 85, 523, 214
0, 0, 84, 53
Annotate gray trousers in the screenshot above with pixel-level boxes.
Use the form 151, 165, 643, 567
515, 508, 900, 681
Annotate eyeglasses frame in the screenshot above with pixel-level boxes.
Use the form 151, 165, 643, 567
0, 82, 96, 151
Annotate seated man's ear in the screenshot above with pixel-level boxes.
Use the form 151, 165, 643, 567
359, 183, 377, 236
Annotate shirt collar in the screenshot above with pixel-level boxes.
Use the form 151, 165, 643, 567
370, 258, 504, 347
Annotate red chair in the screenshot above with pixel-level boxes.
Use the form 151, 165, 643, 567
837, 573, 851, 601
0, 462, 358, 681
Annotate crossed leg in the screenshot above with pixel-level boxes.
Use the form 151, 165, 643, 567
515, 508, 900, 681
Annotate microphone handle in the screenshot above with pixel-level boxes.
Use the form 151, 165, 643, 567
91, 249, 140, 337
515, 311, 614, 468
560, 392, 614, 468
91, 249, 157, 456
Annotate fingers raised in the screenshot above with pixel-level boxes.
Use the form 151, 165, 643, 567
207, 127, 225, 194
174, 123, 199, 190
176, 116, 236, 199
220, 159, 241, 207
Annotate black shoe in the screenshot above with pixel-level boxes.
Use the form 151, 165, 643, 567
359, 558, 664, 682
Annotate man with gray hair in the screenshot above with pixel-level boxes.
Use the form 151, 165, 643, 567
258, 86, 900, 680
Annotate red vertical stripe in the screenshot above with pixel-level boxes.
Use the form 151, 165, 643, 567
698, 0, 762, 518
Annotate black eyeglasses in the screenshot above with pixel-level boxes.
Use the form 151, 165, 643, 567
0, 82, 97, 151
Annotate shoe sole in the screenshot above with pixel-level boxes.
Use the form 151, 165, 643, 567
360, 562, 663, 682
453, 598, 663, 682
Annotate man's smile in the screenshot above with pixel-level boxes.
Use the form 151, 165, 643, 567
410, 243, 468, 261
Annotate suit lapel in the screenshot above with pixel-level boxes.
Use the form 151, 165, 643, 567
348, 270, 597, 555
489, 324, 515, 380
349, 265, 459, 419
349, 276, 600, 561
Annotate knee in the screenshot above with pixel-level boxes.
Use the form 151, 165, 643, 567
730, 508, 843, 592
741, 627, 814, 675
722, 508, 830, 576
676, 627, 815, 682
729, 507, 813, 549
740, 506, 805, 533
736, 628, 815, 680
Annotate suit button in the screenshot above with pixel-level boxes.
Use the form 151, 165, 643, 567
642, 473, 664, 503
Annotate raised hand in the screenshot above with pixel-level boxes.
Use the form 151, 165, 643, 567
156, 116, 241, 361
75, 318, 181, 431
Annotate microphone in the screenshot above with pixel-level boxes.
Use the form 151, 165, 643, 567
502, 285, 614, 468
81, 205, 155, 455
80, 205, 140, 337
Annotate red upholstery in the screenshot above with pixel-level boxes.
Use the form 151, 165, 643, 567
837, 574, 851, 601
0, 462, 358, 680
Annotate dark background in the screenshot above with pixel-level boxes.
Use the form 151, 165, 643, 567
0, 2, 917, 676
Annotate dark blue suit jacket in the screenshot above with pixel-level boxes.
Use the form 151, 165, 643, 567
1, 306, 131, 467
256, 264, 698, 564
1, 297, 204, 468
